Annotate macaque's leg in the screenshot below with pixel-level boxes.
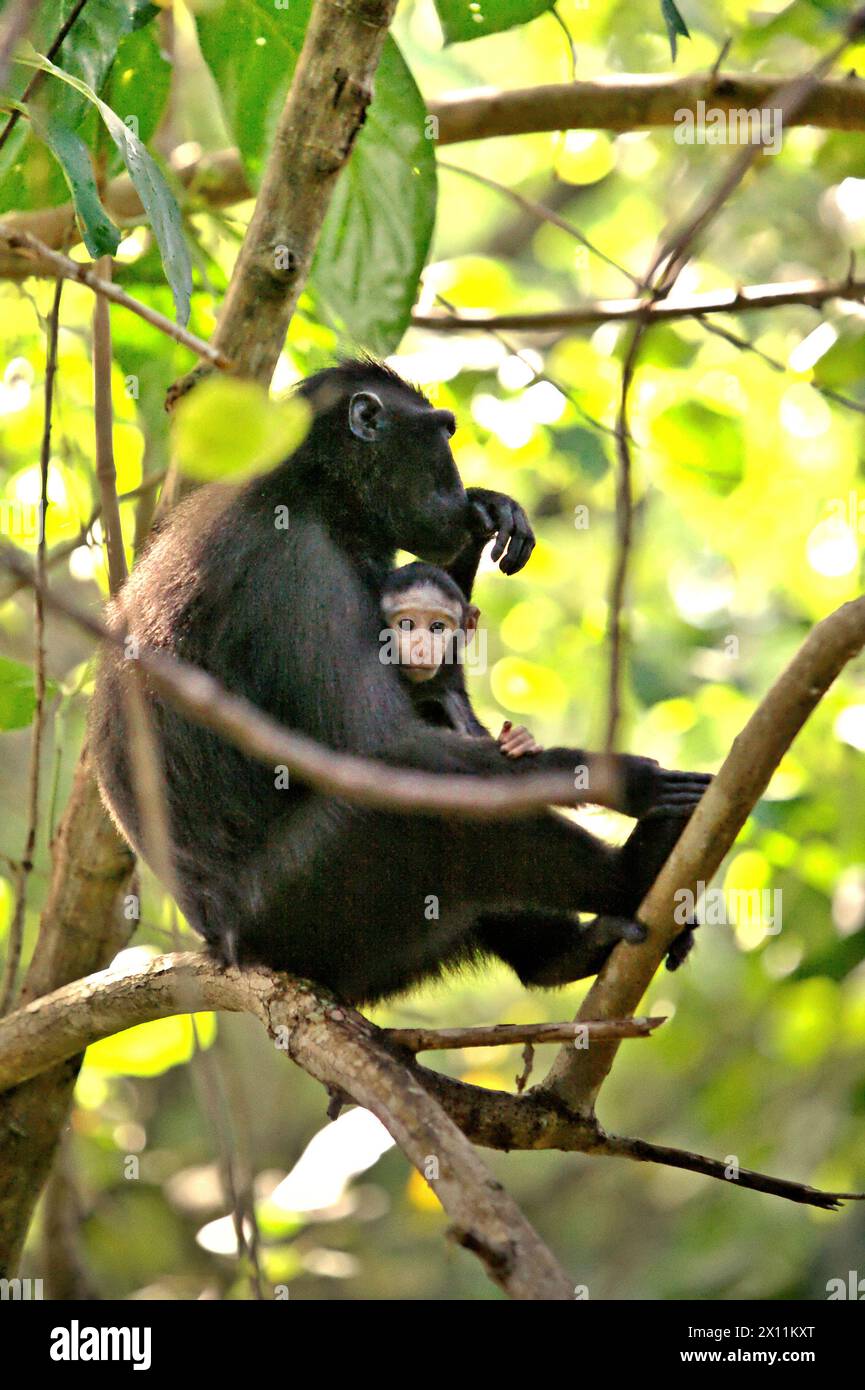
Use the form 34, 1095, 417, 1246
474, 911, 647, 986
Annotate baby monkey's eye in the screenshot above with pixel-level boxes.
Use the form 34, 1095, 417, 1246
430, 622, 446, 634
398, 618, 413, 631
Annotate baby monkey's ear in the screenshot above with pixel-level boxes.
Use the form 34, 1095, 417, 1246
464, 604, 480, 644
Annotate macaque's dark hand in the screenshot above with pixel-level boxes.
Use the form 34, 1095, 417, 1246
466, 488, 535, 576
497, 721, 543, 759
618, 756, 712, 821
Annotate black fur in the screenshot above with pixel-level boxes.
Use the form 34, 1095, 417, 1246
91, 361, 709, 1003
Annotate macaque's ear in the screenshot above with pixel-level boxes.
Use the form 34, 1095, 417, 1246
349, 391, 385, 442
464, 605, 480, 644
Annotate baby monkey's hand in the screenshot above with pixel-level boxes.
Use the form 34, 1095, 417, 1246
497, 721, 543, 759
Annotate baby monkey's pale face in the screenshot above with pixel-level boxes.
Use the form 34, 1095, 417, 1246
381, 582, 475, 683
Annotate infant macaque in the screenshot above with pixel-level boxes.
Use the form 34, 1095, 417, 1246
380, 561, 542, 758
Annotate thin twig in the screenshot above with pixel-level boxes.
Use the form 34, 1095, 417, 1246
0, 225, 230, 366
411, 274, 865, 332
387, 1016, 666, 1053
434, 292, 620, 442
699, 317, 865, 417
436, 161, 640, 289
0, 277, 62, 1015
604, 319, 645, 751
596, 1133, 864, 1211
550, 5, 577, 82
92, 257, 127, 596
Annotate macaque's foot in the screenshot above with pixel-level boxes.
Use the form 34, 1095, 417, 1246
666, 922, 698, 971
522, 915, 648, 987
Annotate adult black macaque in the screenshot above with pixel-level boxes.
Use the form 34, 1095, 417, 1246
91, 360, 709, 1004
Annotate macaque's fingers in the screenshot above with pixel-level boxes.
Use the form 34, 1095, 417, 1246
470, 498, 496, 536
502, 527, 535, 575
502, 730, 543, 758
499, 504, 535, 575
490, 504, 515, 564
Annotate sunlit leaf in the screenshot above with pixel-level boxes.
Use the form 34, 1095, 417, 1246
172, 376, 311, 481
434, 0, 555, 44
0, 656, 58, 731
197, 0, 435, 353
84, 1012, 216, 1078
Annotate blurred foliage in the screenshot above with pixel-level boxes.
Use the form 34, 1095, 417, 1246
0, 0, 864, 1301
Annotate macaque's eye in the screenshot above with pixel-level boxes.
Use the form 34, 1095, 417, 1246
430, 621, 446, 634
398, 618, 413, 631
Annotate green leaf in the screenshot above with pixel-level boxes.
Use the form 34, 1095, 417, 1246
18, 47, 192, 324
197, 0, 436, 354
553, 425, 609, 481
660, 0, 691, 61
655, 401, 744, 496
28, 111, 121, 257
101, 21, 172, 156
0, 656, 58, 731
172, 377, 311, 481
434, 0, 555, 44
1, 0, 163, 203
311, 39, 437, 355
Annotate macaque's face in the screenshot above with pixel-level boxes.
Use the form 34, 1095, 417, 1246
382, 583, 477, 683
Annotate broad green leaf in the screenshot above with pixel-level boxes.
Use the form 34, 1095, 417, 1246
0, 655, 58, 731
434, 0, 555, 44
18, 47, 192, 324
197, 0, 436, 354
660, 0, 691, 60
0, 0, 162, 203
28, 111, 121, 257
172, 377, 311, 481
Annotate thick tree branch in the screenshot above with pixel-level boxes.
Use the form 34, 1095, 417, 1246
0, 953, 573, 1299
0, 225, 231, 365
539, 594, 865, 1115
6, 67, 865, 283
431, 71, 865, 145
169, 0, 398, 400
1, 952, 857, 1214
